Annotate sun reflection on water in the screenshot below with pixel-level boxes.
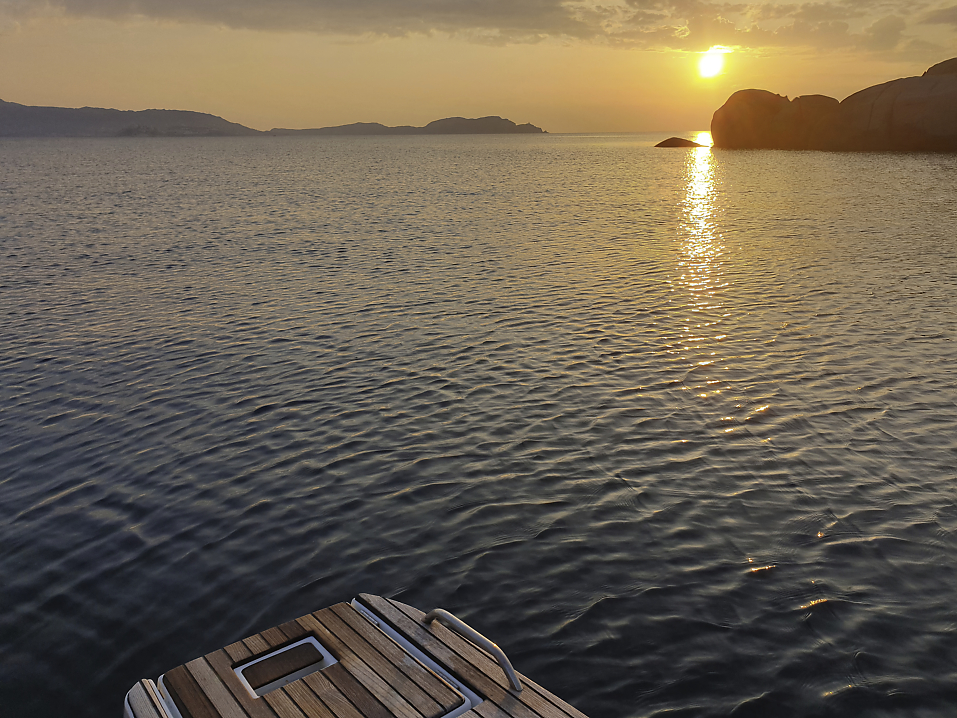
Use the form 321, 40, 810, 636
672, 139, 730, 402
679, 144, 724, 307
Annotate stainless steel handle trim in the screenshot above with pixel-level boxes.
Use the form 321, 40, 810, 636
424, 608, 523, 693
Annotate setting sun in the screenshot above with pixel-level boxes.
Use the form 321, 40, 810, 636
699, 46, 731, 78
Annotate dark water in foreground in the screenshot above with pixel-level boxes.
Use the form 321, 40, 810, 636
3, 134, 957, 718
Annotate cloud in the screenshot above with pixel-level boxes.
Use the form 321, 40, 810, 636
0, 0, 953, 54
862, 14, 905, 49
6, 0, 595, 39
922, 4, 957, 24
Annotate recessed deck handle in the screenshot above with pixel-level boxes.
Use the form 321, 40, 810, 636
424, 608, 522, 693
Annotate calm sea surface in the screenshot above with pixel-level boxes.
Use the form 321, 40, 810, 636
3, 134, 957, 718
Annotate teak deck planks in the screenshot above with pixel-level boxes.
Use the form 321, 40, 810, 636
148, 597, 587, 718
128, 680, 173, 718
358, 595, 586, 718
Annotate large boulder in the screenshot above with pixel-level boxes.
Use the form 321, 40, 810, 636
710, 89, 790, 149
815, 74, 957, 151
711, 91, 839, 149
782, 95, 842, 148
711, 58, 957, 151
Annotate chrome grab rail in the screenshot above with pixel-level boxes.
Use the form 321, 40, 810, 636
423, 608, 523, 693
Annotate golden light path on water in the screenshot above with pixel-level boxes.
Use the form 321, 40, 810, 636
675, 134, 731, 407
679, 136, 723, 312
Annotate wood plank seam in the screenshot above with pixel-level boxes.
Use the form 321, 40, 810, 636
206, 649, 281, 718
330, 603, 461, 713
247, 629, 341, 718
164, 663, 221, 718
287, 615, 396, 718
302, 671, 367, 718
283, 679, 338, 718
292, 616, 392, 718
360, 596, 566, 718
355, 596, 495, 696
128, 682, 164, 718
305, 610, 426, 718
388, 600, 577, 718
270, 615, 368, 718
356, 597, 541, 718
323, 611, 448, 718
262, 687, 310, 718
140, 596, 589, 718
316, 608, 446, 717
185, 656, 251, 718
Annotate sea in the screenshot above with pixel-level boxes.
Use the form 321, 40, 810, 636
2, 132, 957, 718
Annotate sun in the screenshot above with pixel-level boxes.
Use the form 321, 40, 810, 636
699, 46, 731, 78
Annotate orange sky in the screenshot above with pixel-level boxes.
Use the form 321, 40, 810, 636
1, 2, 956, 132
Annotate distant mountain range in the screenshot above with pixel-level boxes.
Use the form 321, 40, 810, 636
0, 99, 260, 137
0, 99, 545, 137
272, 117, 545, 135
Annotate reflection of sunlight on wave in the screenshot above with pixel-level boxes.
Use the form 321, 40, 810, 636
678, 145, 725, 312
671, 141, 731, 402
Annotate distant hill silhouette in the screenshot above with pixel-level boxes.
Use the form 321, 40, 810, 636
0, 99, 261, 137
272, 116, 546, 135
0, 101, 547, 138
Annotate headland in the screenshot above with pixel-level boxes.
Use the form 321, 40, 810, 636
711, 57, 957, 152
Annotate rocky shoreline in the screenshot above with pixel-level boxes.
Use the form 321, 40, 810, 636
711, 58, 957, 151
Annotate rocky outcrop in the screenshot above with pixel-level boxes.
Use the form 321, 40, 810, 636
711, 58, 957, 151
710, 91, 839, 149
818, 73, 957, 151
655, 136, 705, 147
711, 90, 787, 149
925, 57, 957, 76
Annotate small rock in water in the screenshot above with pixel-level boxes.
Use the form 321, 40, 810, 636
655, 136, 705, 148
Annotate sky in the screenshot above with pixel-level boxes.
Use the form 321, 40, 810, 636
2, 1, 957, 132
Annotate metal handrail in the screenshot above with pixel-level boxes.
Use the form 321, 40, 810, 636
423, 608, 523, 693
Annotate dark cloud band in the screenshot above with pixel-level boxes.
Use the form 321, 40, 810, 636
923, 4, 957, 24
1, 0, 953, 53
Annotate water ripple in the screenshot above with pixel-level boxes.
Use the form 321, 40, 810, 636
2, 136, 957, 717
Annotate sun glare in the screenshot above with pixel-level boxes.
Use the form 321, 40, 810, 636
699, 46, 731, 78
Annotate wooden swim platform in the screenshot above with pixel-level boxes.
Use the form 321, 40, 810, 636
125, 594, 589, 718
